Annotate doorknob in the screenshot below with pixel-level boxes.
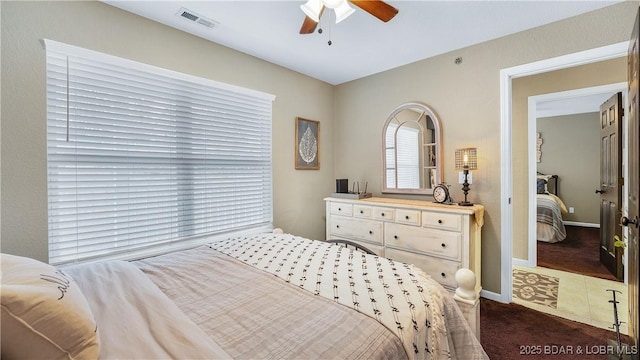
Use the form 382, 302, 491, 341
595, 189, 605, 194
621, 216, 639, 228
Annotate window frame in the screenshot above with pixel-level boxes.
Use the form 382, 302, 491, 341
44, 40, 276, 265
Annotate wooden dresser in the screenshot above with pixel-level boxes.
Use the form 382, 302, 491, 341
324, 196, 483, 293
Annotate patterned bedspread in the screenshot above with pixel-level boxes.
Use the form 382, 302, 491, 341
64, 232, 487, 359
537, 194, 567, 242
209, 233, 487, 360
136, 245, 407, 360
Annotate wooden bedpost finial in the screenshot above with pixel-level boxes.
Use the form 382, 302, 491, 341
454, 268, 478, 301
453, 268, 481, 339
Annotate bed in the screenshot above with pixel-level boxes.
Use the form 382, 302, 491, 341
1, 232, 488, 360
536, 173, 568, 243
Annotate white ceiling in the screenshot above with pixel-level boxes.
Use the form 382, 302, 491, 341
536, 93, 612, 118
103, 0, 622, 85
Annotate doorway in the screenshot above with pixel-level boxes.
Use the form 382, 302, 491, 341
500, 43, 633, 334
512, 84, 630, 331
499, 41, 629, 304
525, 84, 627, 280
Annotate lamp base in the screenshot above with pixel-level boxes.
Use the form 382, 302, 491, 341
459, 169, 473, 207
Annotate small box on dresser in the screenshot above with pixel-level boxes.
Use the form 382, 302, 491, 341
324, 196, 483, 294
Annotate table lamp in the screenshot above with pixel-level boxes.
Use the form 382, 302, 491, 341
455, 148, 477, 206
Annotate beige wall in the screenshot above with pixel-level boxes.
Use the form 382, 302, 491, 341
537, 112, 601, 225
334, 2, 637, 293
2, 0, 639, 295
512, 58, 627, 260
0, 1, 335, 262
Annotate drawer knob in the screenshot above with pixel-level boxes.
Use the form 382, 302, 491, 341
336, 225, 340, 229
437, 219, 443, 224
441, 243, 446, 248
369, 230, 373, 235
405, 215, 410, 220
441, 272, 446, 278
381, 213, 385, 217
360, 210, 364, 214
338, 208, 342, 211
394, 235, 398, 239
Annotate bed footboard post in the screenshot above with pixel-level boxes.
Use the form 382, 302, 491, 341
453, 268, 481, 339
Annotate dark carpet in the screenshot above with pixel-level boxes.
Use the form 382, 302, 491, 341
481, 298, 633, 359
537, 225, 619, 281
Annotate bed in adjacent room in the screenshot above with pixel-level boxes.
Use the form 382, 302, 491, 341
1, 232, 488, 360
536, 173, 568, 243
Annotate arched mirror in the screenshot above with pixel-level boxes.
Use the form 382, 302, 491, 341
382, 102, 442, 194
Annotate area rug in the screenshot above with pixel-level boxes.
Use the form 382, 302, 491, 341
512, 269, 559, 309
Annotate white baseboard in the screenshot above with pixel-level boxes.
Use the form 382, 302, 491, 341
563, 221, 599, 228
512, 258, 534, 268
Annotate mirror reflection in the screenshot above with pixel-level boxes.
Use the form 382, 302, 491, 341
382, 102, 442, 194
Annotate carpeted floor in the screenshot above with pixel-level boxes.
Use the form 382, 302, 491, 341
537, 225, 619, 281
480, 298, 633, 359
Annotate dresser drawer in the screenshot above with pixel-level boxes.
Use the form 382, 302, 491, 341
353, 205, 372, 219
395, 209, 421, 226
330, 202, 353, 216
385, 248, 460, 289
372, 207, 394, 221
422, 211, 462, 232
329, 216, 383, 245
385, 222, 461, 260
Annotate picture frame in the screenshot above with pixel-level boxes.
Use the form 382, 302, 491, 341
295, 117, 320, 170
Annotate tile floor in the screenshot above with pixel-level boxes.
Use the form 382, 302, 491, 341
513, 265, 628, 335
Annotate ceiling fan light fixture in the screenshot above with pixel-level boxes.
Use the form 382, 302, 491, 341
322, 0, 344, 9
300, 0, 323, 22
334, 1, 355, 23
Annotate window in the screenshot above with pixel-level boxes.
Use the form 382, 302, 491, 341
385, 123, 420, 188
45, 40, 275, 265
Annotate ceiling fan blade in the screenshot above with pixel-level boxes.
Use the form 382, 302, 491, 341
299, 16, 318, 34
350, 0, 398, 22
300, 5, 325, 34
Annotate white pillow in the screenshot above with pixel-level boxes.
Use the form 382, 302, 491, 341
536, 174, 552, 194
1, 253, 99, 359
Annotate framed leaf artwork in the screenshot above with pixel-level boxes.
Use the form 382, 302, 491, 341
295, 117, 320, 170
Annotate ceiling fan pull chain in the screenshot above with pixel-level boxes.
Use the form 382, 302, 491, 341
319, 9, 325, 34
313, 8, 334, 46
327, 11, 333, 46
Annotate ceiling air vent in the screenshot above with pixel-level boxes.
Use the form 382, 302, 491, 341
175, 7, 219, 29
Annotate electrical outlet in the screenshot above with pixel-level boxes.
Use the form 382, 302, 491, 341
569, 207, 575, 214
458, 171, 472, 184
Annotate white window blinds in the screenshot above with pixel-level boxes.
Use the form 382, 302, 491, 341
385, 124, 420, 188
45, 40, 275, 265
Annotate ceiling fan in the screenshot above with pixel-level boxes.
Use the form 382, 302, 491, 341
299, 0, 398, 34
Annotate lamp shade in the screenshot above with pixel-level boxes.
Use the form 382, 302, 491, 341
300, 0, 323, 22
455, 148, 477, 170
323, 0, 344, 9
301, 0, 354, 25
334, 1, 355, 23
